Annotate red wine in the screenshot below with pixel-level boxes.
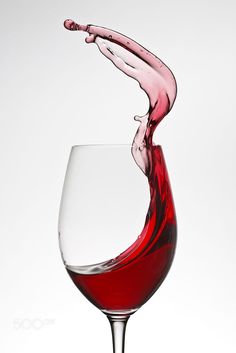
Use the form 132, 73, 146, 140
64, 20, 177, 312
67, 145, 176, 311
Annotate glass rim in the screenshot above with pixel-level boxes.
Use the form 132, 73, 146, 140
71, 143, 161, 149
72, 144, 131, 148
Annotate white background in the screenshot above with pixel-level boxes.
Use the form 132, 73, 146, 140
1, 0, 236, 352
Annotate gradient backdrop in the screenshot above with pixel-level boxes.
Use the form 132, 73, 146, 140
0, 0, 235, 352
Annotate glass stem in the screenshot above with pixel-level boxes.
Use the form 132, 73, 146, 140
107, 314, 130, 353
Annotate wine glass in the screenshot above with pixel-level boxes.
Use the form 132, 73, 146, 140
58, 144, 177, 353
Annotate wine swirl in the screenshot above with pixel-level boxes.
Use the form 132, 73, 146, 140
64, 20, 177, 299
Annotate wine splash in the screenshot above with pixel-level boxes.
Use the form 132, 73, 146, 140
64, 19, 177, 311
64, 19, 177, 174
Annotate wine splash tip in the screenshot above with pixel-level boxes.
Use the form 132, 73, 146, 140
64, 19, 87, 32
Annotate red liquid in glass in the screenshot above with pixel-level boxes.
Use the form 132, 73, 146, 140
68, 146, 176, 311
